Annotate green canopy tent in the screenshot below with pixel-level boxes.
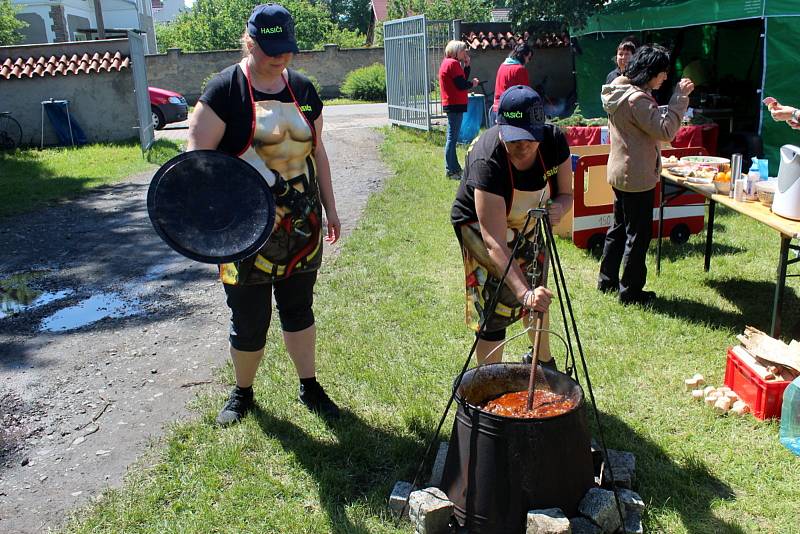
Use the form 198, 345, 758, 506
573, 0, 800, 169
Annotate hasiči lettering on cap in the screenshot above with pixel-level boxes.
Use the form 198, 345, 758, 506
260, 25, 284, 34
503, 111, 524, 119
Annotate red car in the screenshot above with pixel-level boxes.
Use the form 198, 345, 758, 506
148, 87, 188, 130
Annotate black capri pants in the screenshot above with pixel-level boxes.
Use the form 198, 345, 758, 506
223, 271, 317, 352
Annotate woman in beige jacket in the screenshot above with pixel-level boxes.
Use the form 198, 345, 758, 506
597, 45, 694, 305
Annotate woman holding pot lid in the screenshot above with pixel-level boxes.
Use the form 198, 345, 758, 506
597, 45, 693, 305
451, 86, 573, 365
187, 3, 341, 426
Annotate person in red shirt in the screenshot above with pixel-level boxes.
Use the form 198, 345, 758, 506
490, 43, 533, 125
439, 40, 479, 180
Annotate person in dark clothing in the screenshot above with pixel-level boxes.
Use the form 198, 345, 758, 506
605, 38, 638, 84
188, 4, 342, 426
597, 45, 694, 306
451, 86, 573, 365
439, 40, 479, 180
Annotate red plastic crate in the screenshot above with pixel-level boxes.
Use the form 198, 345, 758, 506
724, 346, 791, 420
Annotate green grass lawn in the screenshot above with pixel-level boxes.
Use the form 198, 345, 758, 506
0, 140, 182, 218
324, 98, 386, 106
64, 127, 799, 533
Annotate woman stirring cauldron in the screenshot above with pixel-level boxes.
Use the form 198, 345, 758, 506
187, 3, 341, 425
451, 86, 573, 366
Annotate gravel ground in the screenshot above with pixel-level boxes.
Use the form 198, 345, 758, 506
0, 104, 391, 533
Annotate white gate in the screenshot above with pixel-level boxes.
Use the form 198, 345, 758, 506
128, 30, 154, 152
384, 15, 452, 130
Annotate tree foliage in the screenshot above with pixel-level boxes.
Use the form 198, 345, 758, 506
155, 0, 366, 53
388, 0, 493, 23
0, 0, 27, 46
507, 0, 604, 32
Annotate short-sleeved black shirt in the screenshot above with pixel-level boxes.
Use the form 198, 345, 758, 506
199, 65, 323, 155
451, 124, 570, 225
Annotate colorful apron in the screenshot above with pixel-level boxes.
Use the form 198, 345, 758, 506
459, 152, 552, 333
220, 60, 323, 285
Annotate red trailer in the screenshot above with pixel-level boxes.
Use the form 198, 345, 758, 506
567, 147, 708, 254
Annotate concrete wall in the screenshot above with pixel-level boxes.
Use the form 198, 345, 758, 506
0, 40, 138, 147
466, 46, 575, 114
145, 44, 386, 103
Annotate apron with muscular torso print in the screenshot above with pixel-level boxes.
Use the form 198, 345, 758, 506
220, 60, 323, 285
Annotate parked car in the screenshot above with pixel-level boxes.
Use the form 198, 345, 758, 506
148, 87, 188, 130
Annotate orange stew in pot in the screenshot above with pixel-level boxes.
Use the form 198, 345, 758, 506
478, 390, 576, 418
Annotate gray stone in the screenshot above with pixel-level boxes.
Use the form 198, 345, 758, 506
623, 510, 644, 534
570, 517, 601, 534
408, 487, 453, 534
388, 480, 413, 516
525, 508, 571, 534
427, 442, 449, 488
578, 487, 623, 534
606, 450, 636, 485
603, 466, 632, 489
616, 488, 645, 515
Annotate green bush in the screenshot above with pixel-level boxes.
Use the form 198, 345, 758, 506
340, 64, 386, 102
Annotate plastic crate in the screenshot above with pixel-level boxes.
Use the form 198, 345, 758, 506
724, 346, 791, 420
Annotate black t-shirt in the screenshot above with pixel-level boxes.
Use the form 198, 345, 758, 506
199, 64, 323, 155
450, 124, 570, 225
605, 68, 622, 84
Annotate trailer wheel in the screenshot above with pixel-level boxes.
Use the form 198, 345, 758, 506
670, 223, 690, 244
587, 233, 605, 258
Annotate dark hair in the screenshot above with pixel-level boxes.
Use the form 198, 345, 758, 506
509, 42, 533, 64
625, 44, 670, 87
611, 36, 638, 63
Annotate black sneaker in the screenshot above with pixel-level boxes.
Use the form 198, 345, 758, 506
522, 351, 557, 371
619, 290, 656, 306
216, 387, 254, 426
299, 383, 341, 419
597, 281, 619, 294
446, 171, 463, 181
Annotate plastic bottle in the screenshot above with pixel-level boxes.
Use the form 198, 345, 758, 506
746, 157, 760, 200
780, 377, 800, 456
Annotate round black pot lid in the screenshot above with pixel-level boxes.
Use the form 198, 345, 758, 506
147, 150, 276, 264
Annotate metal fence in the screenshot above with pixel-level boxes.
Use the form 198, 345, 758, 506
384, 15, 452, 130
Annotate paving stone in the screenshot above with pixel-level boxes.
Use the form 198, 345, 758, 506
525, 508, 570, 534
570, 516, 601, 534
602, 465, 632, 489
388, 480, 413, 516
623, 510, 644, 534
427, 442, 449, 488
616, 488, 644, 516
408, 487, 453, 534
606, 449, 636, 485
578, 487, 623, 534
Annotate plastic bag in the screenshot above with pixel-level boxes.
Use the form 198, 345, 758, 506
458, 94, 485, 145
779, 376, 800, 456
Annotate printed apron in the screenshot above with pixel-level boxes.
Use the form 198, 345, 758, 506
458, 153, 551, 333
220, 60, 323, 285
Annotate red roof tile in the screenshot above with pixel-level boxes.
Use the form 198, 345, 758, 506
371, 0, 388, 22
0, 50, 131, 80
462, 30, 570, 50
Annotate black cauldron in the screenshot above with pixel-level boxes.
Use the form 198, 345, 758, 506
440, 363, 594, 533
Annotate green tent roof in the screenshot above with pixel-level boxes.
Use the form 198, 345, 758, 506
576, 0, 800, 35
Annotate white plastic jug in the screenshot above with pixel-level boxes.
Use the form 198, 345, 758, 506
772, 144, 800, 220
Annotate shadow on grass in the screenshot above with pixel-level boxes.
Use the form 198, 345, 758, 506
253, 405, 423, 534
593, 412, 745, 534
652, 239, 743, 263
645, 278, 798, 334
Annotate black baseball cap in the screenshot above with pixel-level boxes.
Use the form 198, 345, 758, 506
496, 85, 546, 142
247, 4, 299, 57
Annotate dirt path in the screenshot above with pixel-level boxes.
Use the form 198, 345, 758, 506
0, 105, 391, 533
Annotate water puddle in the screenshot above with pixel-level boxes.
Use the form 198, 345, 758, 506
39, 292, 141, 332
1, 289, 75, 319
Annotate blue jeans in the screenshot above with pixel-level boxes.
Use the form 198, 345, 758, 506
445, 111, 463, 174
